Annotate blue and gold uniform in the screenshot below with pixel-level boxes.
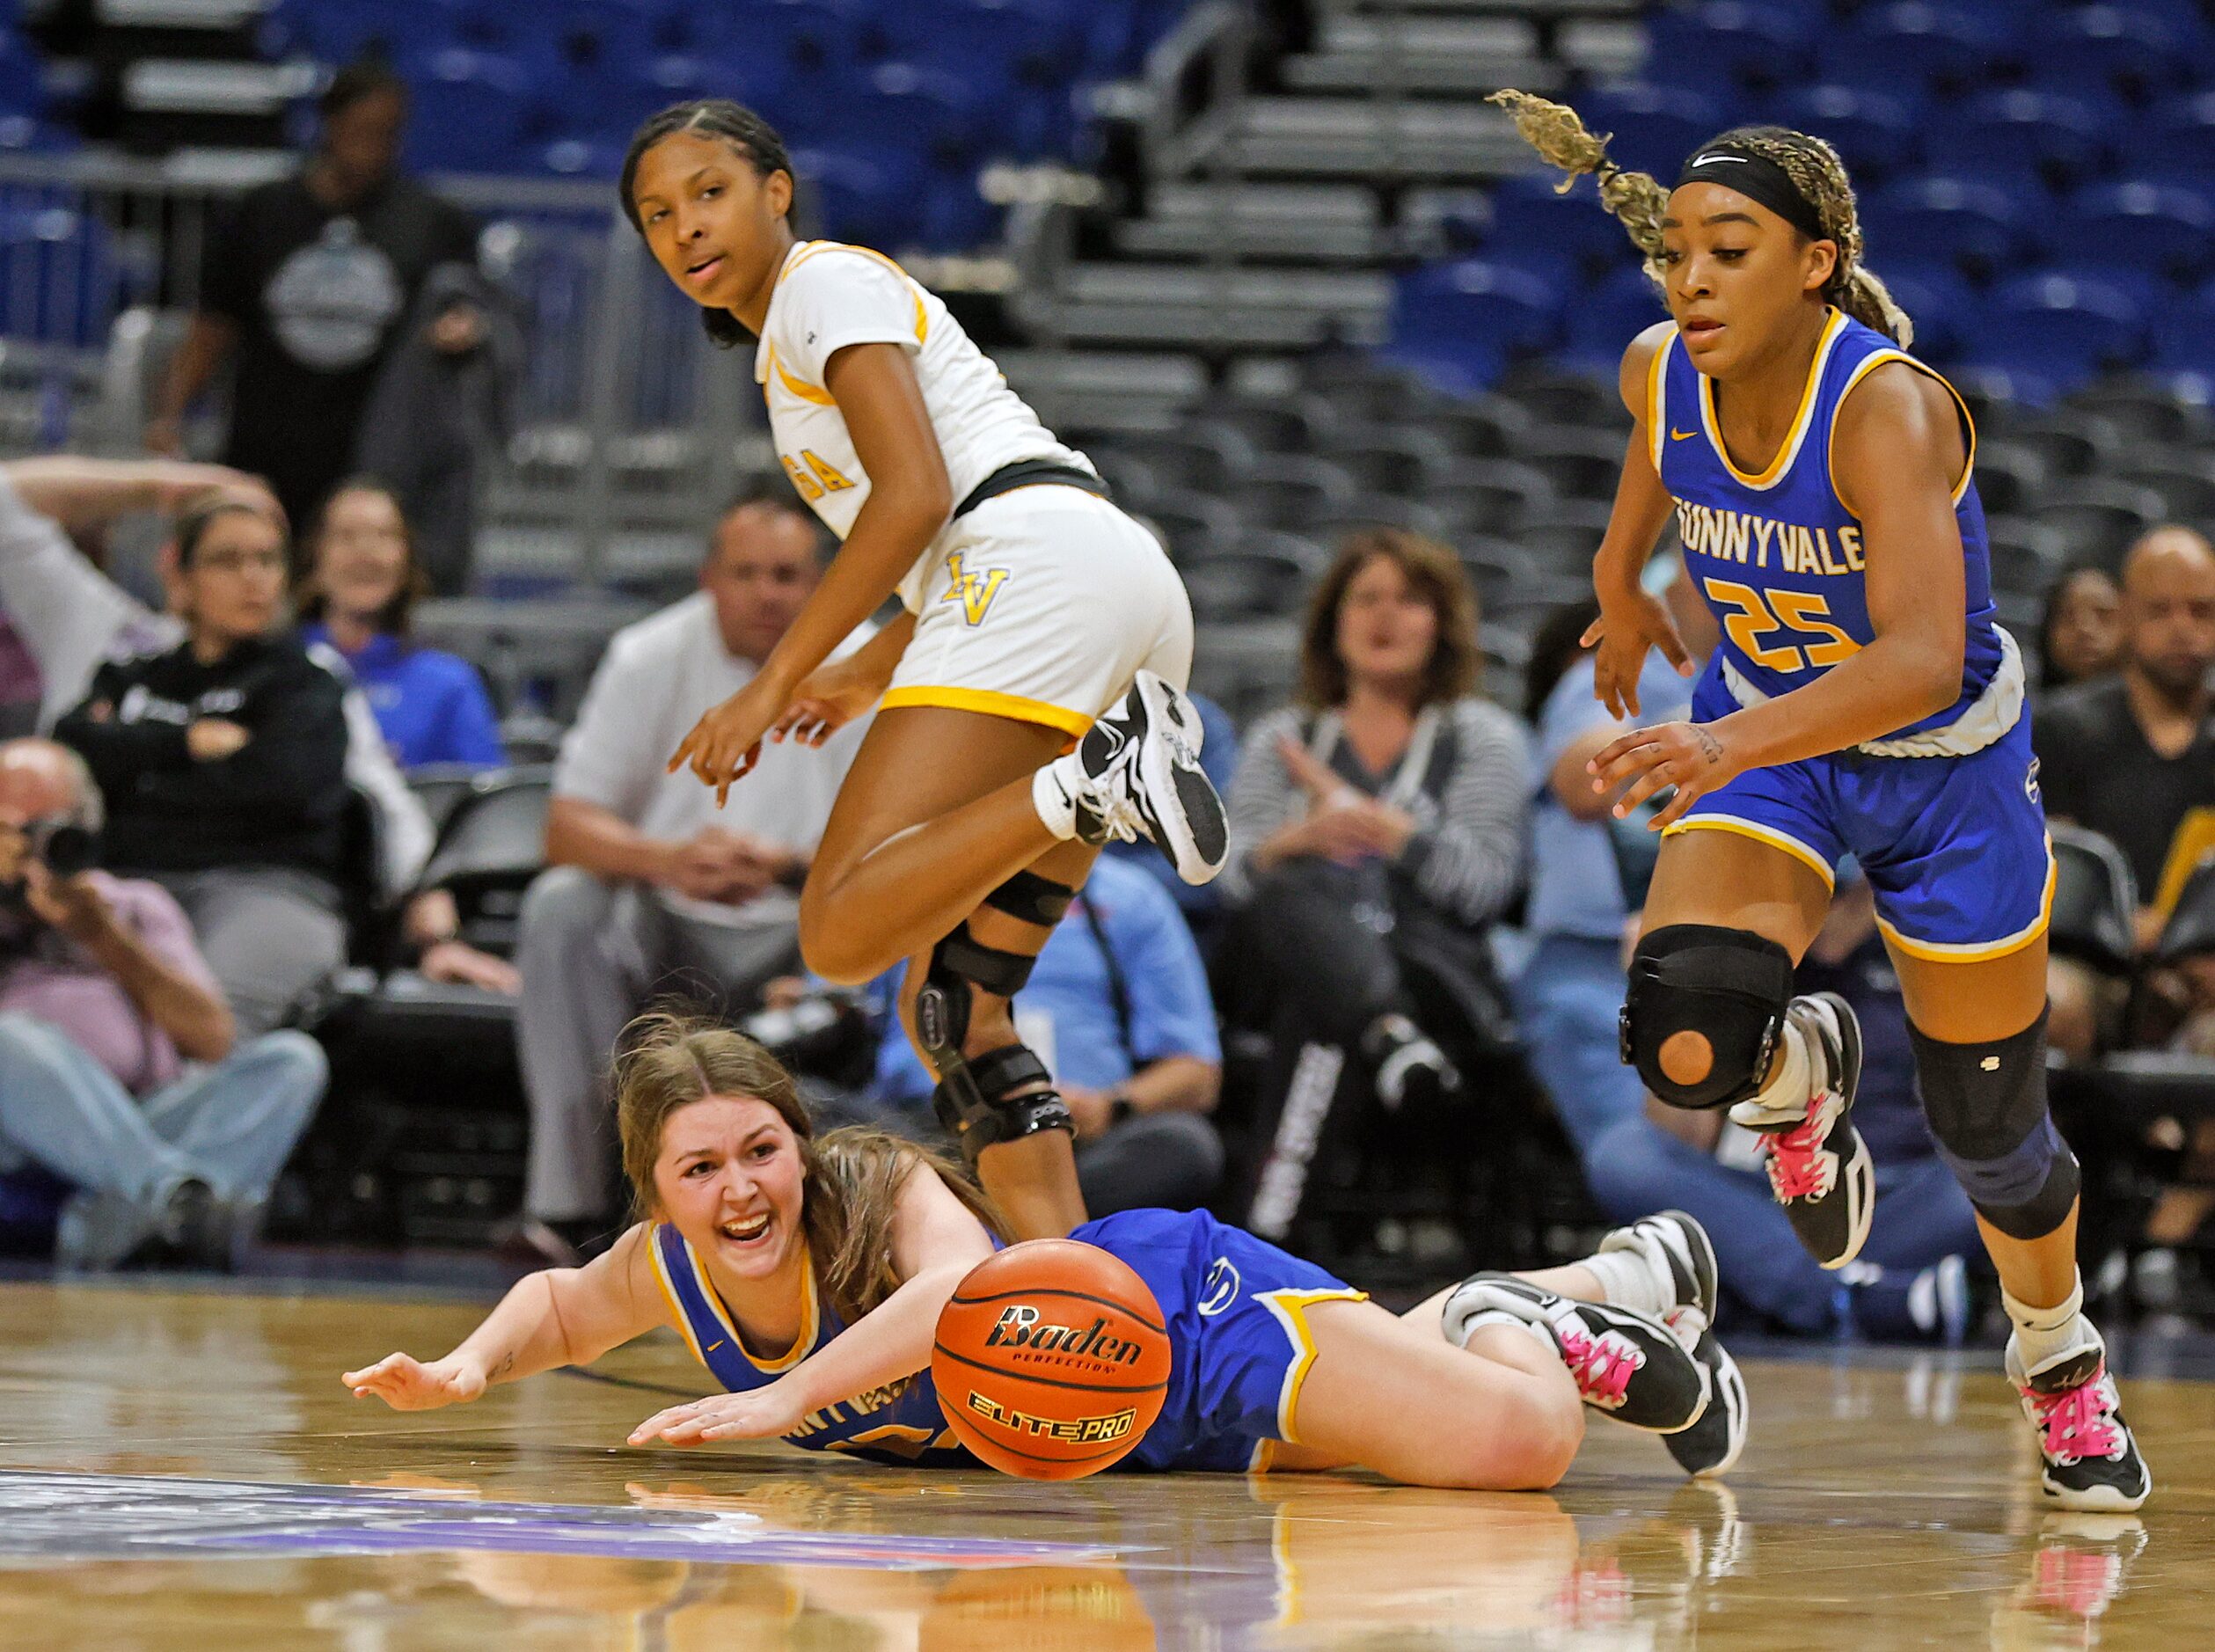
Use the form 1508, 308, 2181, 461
647, 1207, 1365, 1473
1652, 307, 2054, 961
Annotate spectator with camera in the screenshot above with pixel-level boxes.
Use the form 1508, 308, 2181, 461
851, 852, 1225, 1215
511, 486, 865, 1263
0, 738, 325, 1270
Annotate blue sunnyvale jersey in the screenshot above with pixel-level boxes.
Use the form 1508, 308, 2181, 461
1653, 308, 2001, 738
648, 1223, 972, 1466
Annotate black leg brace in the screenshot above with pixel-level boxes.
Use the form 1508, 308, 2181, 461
1908, 1007, 2080, 1241
917, 873, 1078, 1161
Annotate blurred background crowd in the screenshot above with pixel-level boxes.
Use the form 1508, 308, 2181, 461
2, 0, 2214, 1348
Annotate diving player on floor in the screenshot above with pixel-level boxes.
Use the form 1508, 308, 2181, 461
344, 1014, 1751, 1486
1493, 91, 2148, 1510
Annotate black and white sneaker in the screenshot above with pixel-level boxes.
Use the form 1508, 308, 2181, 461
1444, 1273, 1710, 1434
1049, 670, 1227, 883
1731, 992, 1875, 1270
1597, 1209, 1718, 1327
2007, 1330, 2153, 1512
1594, 1210, 1748, 1475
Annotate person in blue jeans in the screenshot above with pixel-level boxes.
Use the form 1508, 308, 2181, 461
296, 479, 504, 773
1513, 577, 1702, 1159
859, 852, 1224, 1214
1581, 874, 1985, 1341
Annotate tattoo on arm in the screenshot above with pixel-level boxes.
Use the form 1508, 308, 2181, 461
1692, 727, 1723, 768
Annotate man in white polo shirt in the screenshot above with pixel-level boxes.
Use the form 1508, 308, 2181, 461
512, 486, 866, 1259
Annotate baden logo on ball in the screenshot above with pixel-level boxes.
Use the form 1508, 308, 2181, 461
933, 1239, 1173, 1480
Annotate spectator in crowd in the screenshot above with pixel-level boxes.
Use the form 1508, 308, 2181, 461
0, 738, 325, 1271
855, 852, 1225, 1215
54, 500, 356, 1039
2036, 527, 2215, 1057
1512, 559, 1714, 1162
1216, 530, 1526, 1223
0, 454, 491, 995
2036, 565, 2123, 696
147, 60, 482, 539
1583, 878, 1983, 1342
512, 487, 862, 1262
296, 478, 505, 772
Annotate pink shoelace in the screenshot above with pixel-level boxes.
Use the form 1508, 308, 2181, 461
1763, 1106, 1835, 1202
1558, 1326, 1642, 1409
2022, 1365, 2124, 1466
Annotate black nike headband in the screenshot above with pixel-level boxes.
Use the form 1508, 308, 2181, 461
1673, 147, 1829, 244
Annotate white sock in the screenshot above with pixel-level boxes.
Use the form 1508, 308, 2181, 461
1031, 760, 1081, 841
1730, 1013, 1813, 1127
1577, 1249, 1668, 1318
2005, 1276, 2090, 1373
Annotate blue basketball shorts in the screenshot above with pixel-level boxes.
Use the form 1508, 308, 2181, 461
1665, 669, 2056, 961
1074, 1208, 1367, 1473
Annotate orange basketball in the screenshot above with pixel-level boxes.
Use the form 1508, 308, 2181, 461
932, 1239, 1172, 1480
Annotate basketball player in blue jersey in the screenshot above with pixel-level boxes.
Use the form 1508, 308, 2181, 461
1494, 92, 2147, 1511
344, 1015, 1753, 1486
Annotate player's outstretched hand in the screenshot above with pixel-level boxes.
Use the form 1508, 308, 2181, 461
627, 1384, 807, 1448
669, 675, 792, 805
771, 654, 886, 749
343, 1352, 489, 1411
1588, 720, 1741, 831
1583, 588, 1694, 720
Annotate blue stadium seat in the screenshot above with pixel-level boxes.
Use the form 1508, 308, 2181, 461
2024, 5, 2199, 103
1389, 259, 1561, 392
1484, 173, 1638, 277
1770, 84, 1922, 179
0, 201, 116, 348
1862, 174, 2036, 281
264, 0, 462, 64
1960, 273, 2148, 391
1928, 90, 2113, 190
1577, 84, 1724, 181
2058, 180, 2215, 281
539, 137, 625, 179
1560, 263, 1668, 376
404, 50, 538, 174
793, 143, 929, 248
849, 62, 991, 168
689, 0, 867, 78
1645, 2, 1821, 97
2136, 92, 2215, 180
1817, 3, 2014, 96
1867, 257, 1975, 359
2150, 281, 2215, 379
875, 0, 1083, 89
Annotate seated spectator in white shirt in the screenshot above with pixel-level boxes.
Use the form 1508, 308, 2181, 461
511, 486, 866, 1261
0, 739, 325, 1270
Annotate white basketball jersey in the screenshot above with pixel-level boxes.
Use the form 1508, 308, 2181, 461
752, 240, 1092, 574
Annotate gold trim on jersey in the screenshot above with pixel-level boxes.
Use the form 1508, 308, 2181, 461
1256, 1287, 1369, 1445
1875, 839, 2056, 962
764, 341, 837, 406
1660, 815, 1838, 889
880, 685, 1094, 738
652, 1224, 821, 1376
1647, 326, 1673, 475
1698, 308, 1847, 490
1827, 350, 1979, 515
778, 239, 931, 345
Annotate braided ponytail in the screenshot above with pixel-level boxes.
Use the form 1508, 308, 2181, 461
1488, 93, 1914, 347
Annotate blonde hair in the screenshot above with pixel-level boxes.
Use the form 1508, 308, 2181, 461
612, 1012, 1011, 1325
1488, 91, 1913, 347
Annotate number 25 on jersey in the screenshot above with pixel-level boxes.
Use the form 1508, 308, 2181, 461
1703, 579, 1861, 673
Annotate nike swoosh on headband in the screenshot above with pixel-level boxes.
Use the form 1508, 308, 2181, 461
1688, 154, 1751, 168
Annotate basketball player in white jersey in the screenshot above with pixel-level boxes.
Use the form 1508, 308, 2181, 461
621, 101, 1226, 1239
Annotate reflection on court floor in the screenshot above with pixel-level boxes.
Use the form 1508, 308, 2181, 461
0, 1282, 2205, 1648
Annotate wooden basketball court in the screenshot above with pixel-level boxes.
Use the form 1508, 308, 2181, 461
4, 1278, 2210, 1648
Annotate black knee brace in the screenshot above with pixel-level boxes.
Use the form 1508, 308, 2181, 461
1910, 1008, 2080, 1241
1620, 925, 1796, 1110
915, 873, 1078, 1161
